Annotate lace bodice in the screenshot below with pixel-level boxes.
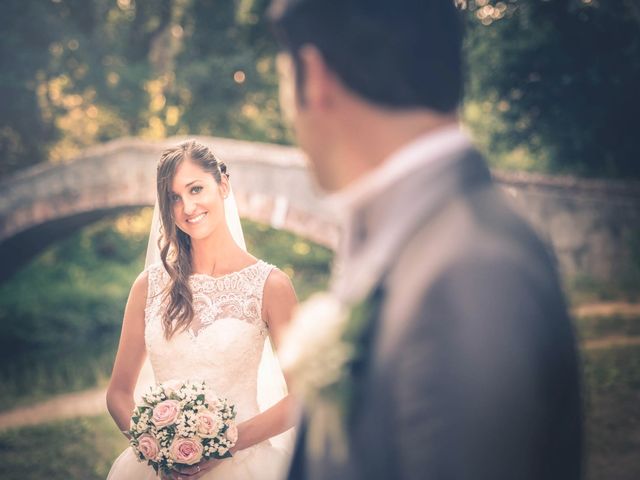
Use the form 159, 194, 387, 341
144, 260, 275, 423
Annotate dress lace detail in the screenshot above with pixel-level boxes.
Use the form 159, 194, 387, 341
107, 259, 291, 479
143, 260, 275, 424
146, 260, 273, 338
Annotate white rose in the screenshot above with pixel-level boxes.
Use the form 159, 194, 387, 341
277, 293, 352, 398
278, 293, 347, 371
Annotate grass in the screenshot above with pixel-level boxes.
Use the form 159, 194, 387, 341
565, 274, 640, 307
576, 315, 640, 342
1, 320, 638, 480
581, 344, 640, 480
1, 209, 638, 479
0, 334, 117, 412
568, 268, 640, 480
0, 414, 128, 480
584, 385, 640, 480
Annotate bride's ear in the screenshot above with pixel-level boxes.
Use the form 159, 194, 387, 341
219, 174, 231, 199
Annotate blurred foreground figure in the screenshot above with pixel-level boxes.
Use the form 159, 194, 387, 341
270, 1, 582, 479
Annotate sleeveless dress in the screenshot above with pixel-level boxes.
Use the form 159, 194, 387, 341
106, 259, 290, 479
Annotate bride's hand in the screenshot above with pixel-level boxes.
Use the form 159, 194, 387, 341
163, 458, 223, 480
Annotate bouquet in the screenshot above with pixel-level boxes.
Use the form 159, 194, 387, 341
127, 379, 237, 476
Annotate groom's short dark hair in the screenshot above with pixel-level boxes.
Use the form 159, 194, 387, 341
268, 0, 464, 113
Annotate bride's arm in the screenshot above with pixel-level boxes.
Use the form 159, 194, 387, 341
105, 270, 149, 438
232, 268, 299, 453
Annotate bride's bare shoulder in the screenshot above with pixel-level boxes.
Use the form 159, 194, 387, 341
264, 267, 296, 300
262, 267, 297, 337
128, 268, 150, 306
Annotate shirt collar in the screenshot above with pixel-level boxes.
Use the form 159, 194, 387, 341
326, 123, 473, 216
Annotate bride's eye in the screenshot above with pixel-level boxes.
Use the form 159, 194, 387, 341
171, 194, 181, 203
191, 186, 203, 194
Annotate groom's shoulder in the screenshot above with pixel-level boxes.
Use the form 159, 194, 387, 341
379, 199, 566, 363
388, 180, 558, 303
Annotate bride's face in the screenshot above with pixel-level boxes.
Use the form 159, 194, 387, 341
170, 158, 229, 240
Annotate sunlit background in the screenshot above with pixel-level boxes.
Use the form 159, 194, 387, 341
0, 1, 639, 479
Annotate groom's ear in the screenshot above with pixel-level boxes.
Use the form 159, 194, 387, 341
297, 44, 337, 111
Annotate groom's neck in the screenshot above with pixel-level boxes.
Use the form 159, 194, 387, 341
332, 106, 459, 191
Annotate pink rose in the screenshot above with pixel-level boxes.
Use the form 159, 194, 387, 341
225, 423, 238, 445
152, 400, 180, 427
137, 433, 160, 461
170, 437, 203, 465
196, 411, 222, 438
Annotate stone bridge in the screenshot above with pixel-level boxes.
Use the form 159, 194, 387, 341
0, 136, 338, 283
1, 136, 639, 285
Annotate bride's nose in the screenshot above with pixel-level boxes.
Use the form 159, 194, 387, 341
182, 197, 197, 216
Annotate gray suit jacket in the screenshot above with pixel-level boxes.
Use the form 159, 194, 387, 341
287, 148, 582, 480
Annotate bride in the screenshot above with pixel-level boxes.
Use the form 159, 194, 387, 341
105, 140, 298, 480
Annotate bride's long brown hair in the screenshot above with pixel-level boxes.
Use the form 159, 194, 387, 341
156, 140, 227, 340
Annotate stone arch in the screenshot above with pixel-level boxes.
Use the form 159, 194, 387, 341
0, 137, 339, 283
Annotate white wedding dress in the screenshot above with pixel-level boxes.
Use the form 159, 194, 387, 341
107, 259, 290, 479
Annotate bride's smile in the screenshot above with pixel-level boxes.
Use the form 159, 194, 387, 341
186, 212, 208, 224
167, 156, 230, 241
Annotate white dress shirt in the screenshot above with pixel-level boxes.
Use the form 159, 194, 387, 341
328, 123, 474, 302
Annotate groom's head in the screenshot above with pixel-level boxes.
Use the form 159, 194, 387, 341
269, 0, 464, 190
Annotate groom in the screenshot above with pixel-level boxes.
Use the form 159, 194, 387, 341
270, 1, 582, 479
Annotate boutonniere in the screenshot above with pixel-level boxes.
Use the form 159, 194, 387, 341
279, 287, 382, 462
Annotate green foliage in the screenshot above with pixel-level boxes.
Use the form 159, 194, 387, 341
0, 336, 118, 412
463, 0, 640, 178
0, 414, 129, 480
0, 315, 638, 480
3, 0, 638, 179
242, 220, 333, 300
0, 212, 148, 352
582, 344, 640, 393
0, 0, 288, 176
0, 210, 149, 410
0, 0, 63, 175
581, 343, 640, 480
172, 0, 288, 142
0, 209, 332, 410
577, 315, 640, 341
565, 273, 640, 306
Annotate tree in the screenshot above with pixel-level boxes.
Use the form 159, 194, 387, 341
463, 0, 640, 178
0, 0, 62, 176
0, 0, 286, 178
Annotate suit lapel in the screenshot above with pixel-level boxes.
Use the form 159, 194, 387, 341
333, 148, 491, 305
289, 148, 493, 480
